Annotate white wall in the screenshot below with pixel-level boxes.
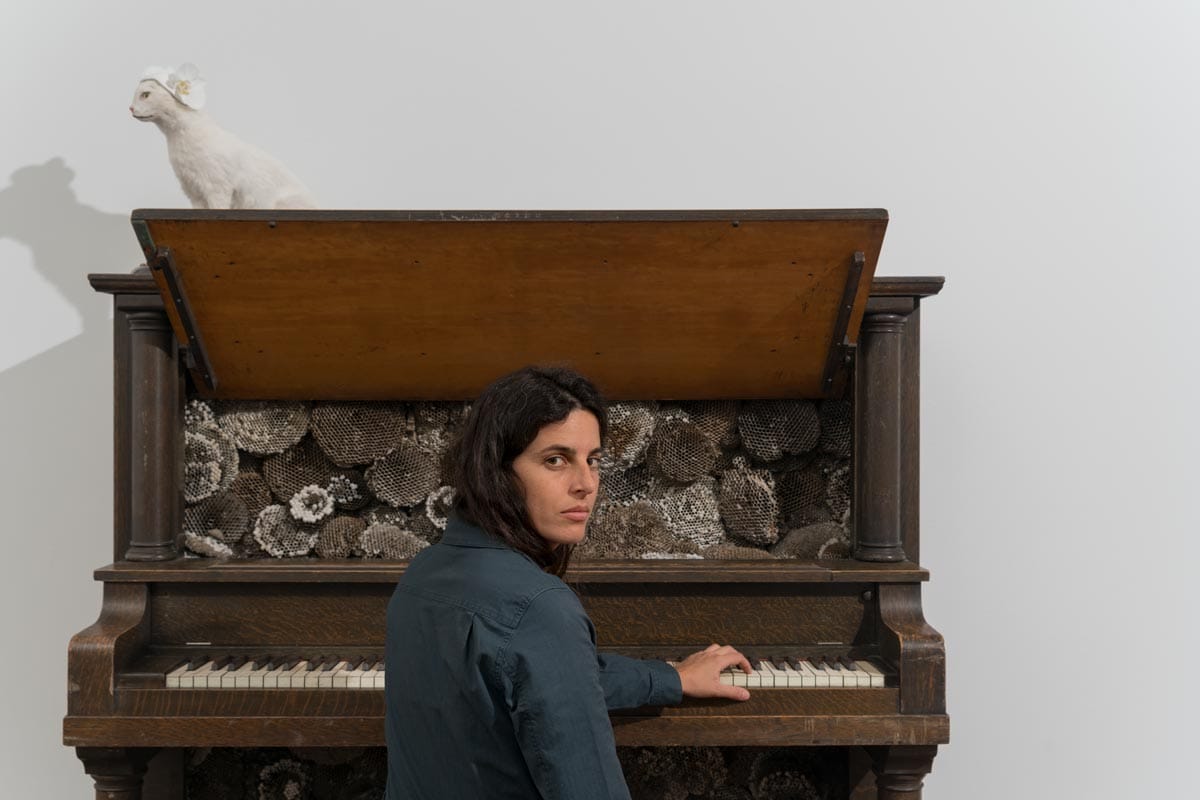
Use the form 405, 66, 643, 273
3, 1, 1196, 796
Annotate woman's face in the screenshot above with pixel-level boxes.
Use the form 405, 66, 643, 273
511, 408, 602, 549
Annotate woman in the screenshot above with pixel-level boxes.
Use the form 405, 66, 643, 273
385, 365, 752, 800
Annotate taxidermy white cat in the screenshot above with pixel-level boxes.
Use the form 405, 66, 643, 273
129, 63, 316, 209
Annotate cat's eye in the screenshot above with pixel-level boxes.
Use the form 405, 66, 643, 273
140, 92, 149, 99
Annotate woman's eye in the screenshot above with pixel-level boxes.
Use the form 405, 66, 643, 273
546, 456, 564, 466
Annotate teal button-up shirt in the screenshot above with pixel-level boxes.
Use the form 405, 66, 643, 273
385, 514, 683, 800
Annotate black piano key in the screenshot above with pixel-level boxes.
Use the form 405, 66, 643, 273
769, 656, 788, 670
346, 655, 364, 670
210, 655, 233, 671
838, 655, 858, 671
320, 656, 338, 672
784, 656, 803, 670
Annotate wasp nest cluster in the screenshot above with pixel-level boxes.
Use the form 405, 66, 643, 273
580, 399, 853, 560
182, 396, 853, 560
184, 747, 385, 800
183, 745, 846, 799
182, 399, 468, 559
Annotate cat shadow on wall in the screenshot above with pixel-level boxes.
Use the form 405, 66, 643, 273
0, 157, 143, 795
0, 156, 140, 335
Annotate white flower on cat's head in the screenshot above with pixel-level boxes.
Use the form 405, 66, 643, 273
140, 63, 207, 109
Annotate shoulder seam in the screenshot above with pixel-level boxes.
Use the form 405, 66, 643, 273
494, 585, 574, 687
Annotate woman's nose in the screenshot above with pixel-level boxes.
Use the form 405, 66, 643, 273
573, 464, 598, 494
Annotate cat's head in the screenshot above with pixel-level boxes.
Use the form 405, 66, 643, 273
129, 79, 183, 123
130, 63, 206, 124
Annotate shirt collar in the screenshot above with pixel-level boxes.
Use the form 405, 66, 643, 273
440, 514, 511, 550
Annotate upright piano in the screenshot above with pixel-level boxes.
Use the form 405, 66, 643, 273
66, 209, 947, 798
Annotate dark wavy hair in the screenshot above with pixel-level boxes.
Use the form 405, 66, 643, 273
447, 365, 608, 578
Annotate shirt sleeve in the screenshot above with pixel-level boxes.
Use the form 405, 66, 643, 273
596, 651, 683, 710
499, 587, 633, 800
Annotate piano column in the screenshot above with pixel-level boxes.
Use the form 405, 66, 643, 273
853, 310, 907, 562
866, 744, 938, 800
123, 296, 181, 561
75, 747, 156, 800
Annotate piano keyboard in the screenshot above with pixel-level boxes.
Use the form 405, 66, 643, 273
166, 655, 386, 689
163, 654, 886, 689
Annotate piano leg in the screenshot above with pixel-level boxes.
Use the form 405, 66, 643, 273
75, 748, 156, 800
865, 745, 938, 799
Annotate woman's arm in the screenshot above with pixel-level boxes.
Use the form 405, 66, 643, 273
595, 651, 682, 709
596, 645, 753, 708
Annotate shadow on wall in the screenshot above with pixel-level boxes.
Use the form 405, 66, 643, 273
0, 156, 140, 335
0, 157, 143, 796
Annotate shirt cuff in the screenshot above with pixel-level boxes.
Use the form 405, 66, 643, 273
645, 658, 684, 706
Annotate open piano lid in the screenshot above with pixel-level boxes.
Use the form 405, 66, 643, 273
131, 209, 887, 400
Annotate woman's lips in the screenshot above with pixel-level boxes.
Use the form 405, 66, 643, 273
562, 510, 589, 522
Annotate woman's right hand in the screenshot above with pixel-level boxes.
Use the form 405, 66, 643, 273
672, 643, 753, 701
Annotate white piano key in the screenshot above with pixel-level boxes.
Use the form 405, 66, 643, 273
857, 659, 886, 688
218, 663, 238, 689
758, 662, 777, 690
278, 661, 309, 689
320, 661, 348, 689
232, 660, 258, 688
772, 660, 803, 688
302, 662, 325, 689
830, 660, 855, 687
819, 660, 843, 687
246, 660, 270, 688
203, 664, 234, 690
801, 659, 829, 687
183, 661, 215, 689
760, 661, 787, 688
331, 661, 353, 688
165, 662, 189, 688
844, 662, 873, 690
221, 661, 254, 689
262, 663, 283, 689
778, 662, 804, 688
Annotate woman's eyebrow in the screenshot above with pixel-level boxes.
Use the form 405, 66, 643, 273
538, 445, 604, 456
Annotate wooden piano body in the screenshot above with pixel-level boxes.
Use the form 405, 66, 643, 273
66, 210, 947, 798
